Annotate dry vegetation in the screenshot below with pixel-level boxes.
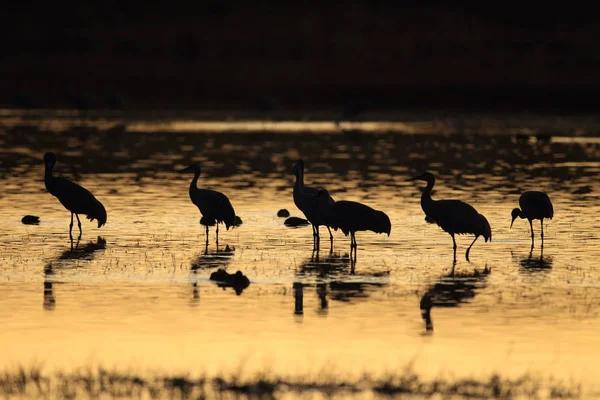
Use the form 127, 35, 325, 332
0, 364, 586, 399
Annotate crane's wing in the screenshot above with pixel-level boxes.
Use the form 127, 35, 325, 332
426, 200, 483, 236
520, 191, 554, 219
48, 177, 107, 227
198, 189, 236, 228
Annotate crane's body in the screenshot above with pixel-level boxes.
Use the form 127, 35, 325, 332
44, 152, 107, 238
293, 160, 335, 250
511, 190, 554, 248
181, 164, 236, 246
408, 172, 491, 262
315, 190, 391, 260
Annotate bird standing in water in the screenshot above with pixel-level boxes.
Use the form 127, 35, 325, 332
293, 159, 335, 250
44, 152, 107, 239
180, 164, 236, 246
407, 172, 491, 263
510, 191, 554, 248
315, 189, 391, 261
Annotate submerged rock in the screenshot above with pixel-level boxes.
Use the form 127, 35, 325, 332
284, 216, 310, 227
209, 268, 250, 295
277, 209, 290, 218
21, 215, 40, 225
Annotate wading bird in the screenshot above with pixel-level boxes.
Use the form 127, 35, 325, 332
407, 172, 491, 262
44, 152, 107, 239
510, 191, 554, 248
293, 159, 335, 250
315, 189, 391, 260
180, 164, 236, 246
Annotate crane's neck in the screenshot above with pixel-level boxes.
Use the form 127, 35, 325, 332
420, 176, 435, 212
189, 170, 200, 195
294, 168, 305, 191
44, 163, 54, 188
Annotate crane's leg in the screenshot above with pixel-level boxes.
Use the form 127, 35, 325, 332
312, 225, 317, 251
451, 234, 457, 262
216, 223, 219, 248
327, 226, 334, 247
205, 225, 209, 247
316, 225, 320, 251
69, 213, 74, 239
465, 235, 479, 262
529, 219, 535, 248
540, 219, 544, 247
75, 214, 82, 237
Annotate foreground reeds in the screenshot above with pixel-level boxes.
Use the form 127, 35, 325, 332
0, 364, 585, 399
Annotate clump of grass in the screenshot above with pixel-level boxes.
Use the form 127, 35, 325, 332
0, 365, 586, 399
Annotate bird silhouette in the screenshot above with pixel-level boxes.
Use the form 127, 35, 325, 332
510, 191, 554, 248
44, 152, 107, 239
407, 172, 491, 263
293, 159, 335, 250
180, 164, 236, 246
315, 189, 391, 261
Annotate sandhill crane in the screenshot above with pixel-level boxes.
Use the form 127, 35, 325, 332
180, 164, 236, 246
293, 159, 335, 250
44, 152, 107, 239
407, 172, 491, 262
315, 189, 391, 260
510, 191, 554, 248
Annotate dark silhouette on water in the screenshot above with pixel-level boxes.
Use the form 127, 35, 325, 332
315, 189, 390, 262
511, 191, 554, 248
284, 216, 310, 227
420, 265, 491, 332
294, 250, 388, 317
43, 237, 107, 311
21, 215, 40, 225
43, 265, 56, 311
44, 152, 107, 239
277, 209, 290, 218
180, 164, 236, 247
209, 268, 250, 295
515, 247, 553, 272
191, 244, 235, 270
292, 159, 335, 251
408, 172, 491, 264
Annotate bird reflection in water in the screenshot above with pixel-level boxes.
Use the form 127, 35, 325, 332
293, 249, 388, 317
43, 236, 107, 311
191, 244, 235, 270
515, 247, 553, 272
190, 244, 236, 303
419, 264, 491, 333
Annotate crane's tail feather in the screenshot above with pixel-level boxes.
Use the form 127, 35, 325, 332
86, 199, 107, 228
480, 214, 492, 242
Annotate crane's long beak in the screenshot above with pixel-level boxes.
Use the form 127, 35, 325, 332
406, 175, 422, 182
510, 217, 516, 229
179, 166, 193, 173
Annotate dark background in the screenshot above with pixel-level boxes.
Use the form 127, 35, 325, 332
3, 2, 600, 113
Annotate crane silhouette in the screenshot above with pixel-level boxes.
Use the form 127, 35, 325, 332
407, 172, 491, 263
510, 191, 554, 248
180, 164, 236, 246
44, 152, 107, 239
293, 159, 335, 250
315, 189, 391, 261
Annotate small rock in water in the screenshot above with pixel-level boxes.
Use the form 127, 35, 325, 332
284, 216, 310, 227
234, 216, 243, 227
21, 215, 40, 225
277, 209, 290, 218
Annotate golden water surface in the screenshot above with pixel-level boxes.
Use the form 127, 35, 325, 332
1, 110, 600, 394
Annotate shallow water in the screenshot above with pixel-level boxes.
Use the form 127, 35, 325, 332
1, 111, 600, 394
